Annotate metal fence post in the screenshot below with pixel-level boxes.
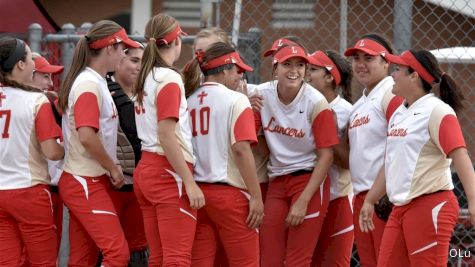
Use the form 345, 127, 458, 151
393, 0, 412, 53
28, 23, 43, 53
60, 23, 76, 79
242, 27, 262, 85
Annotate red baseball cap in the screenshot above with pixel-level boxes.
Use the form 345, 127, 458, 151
89, 28, 140, 50
308, 51, 342, 85
200, 51, 253, 73
156, 24, 188, 46
34, 56, 64, 74
385, 50, 436, 84
263, 38, 296, 57
344, 38, 389, 58
273, 46, 309, 64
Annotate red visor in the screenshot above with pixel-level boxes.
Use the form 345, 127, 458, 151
386, 50, 436, 84
89, 28, 140, 50
34, 56, 64, 74
156, 24, 188, 46
308, 51, 341, 85
344, 38, 389, 58
200, 51, 253, 73
263, 38, 296, 57
273, 46, 309, 64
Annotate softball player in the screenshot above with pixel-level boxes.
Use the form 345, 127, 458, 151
29, 53, 64, 252
133, 13, 204, 266
307, 50, 354, 267
106, 42, 148, 265
0, 37, 64, 266
359, 49, 475, 267
344, 34, 403, 267
257, 43, 339, 267
185, 41, 264, 267
57, 20, 139, 266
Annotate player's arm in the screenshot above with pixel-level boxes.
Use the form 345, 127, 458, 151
157, 81, 204, 209
74, 89, 123, 188
286, 103, 338, 227
36, 101, 64, 161
359, 167, 386, 232
333, 125, 349, 169
232, 141, 264, 228
286, 147, 333, 227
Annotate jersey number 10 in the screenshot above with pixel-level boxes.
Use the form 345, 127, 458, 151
190, 107, 210, 137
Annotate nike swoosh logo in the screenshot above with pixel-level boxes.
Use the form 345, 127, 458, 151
92, 179, 100, 183
299, 110, 304, 113
414, 112, 421, 115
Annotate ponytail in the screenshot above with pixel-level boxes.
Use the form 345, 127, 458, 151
58, 37, 88, 111
134, 14, 181, 106
183, 58, 201, 97
58, 20, 123, 111
439, 72, 464, 112
325, 50, 353, 103
412, 50, 464, 112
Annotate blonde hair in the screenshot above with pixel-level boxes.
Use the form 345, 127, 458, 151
58, 20, 122, 111
193, 27, 230, 50
134, 13, 180, 106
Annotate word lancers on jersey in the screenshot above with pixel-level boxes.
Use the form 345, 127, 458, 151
349, 114, 370, 129
263, 116, 305, 138
387, 127, 408, 137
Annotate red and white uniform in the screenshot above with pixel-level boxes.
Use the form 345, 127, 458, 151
59, 67, 129, 267
313, 95, 354, 267
348, 76, 402, 267
257, 81, 339, 267
134, 67, 196, 266
187, 82, 259, 266
0, 87, 60, 266
378, 94, 462, 266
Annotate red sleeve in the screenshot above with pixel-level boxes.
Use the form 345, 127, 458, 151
35, 103, 61, 142
439, 114, 466, 155
156, 83, 181, 121
74, 92, 100, 131
386, 96, 404, 122
253, 110, 262, 135
312, 109, 339, 149
234, 108, 258, 144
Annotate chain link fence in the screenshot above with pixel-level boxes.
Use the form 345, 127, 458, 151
26, 0, 475, 266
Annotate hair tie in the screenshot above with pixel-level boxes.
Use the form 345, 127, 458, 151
195, 50, 205, 64
156, 39, 168, 46
149, 37, 156, 42
441, 72, 446, 77
84, 35, 90, 41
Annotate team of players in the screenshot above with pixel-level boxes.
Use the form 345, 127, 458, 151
1, 12, 475, 267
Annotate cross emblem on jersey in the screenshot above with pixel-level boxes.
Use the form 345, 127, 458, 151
0, 92, 5, 107
198, 91, 208, 105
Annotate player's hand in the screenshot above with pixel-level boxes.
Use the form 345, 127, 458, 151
359, 200, 375, 232
249, 94, 264, 112
185, 182, 205, 209
468, 203, 475, 227
246, 196, 264, 229
110, 165, 125, 189
286, 198, 308, 227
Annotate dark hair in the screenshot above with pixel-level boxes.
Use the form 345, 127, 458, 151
409, 49, 464, 111
361, 33, 394, 54
135, 13, 181, 106
58, 20, 123, 111
281, 35, 302, 44
325, 50, 352, 103
183, 42, 235, 97
0, 37, 42, 93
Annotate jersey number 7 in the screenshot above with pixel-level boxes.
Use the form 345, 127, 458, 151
0, 110, 11, 138
190, 107, 210, 137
